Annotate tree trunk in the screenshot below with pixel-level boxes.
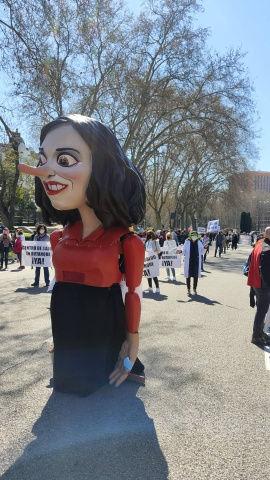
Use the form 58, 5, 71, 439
0, 205, 13, 229
155, 211, 162, 230
0, 117, 21, 229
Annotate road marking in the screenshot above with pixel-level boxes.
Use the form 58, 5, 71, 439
264, 346, 270, 371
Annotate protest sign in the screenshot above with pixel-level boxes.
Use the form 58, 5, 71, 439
21, 241, 52, 267
143, 252, 160, 278
159, 247, 182, 269
239, 235, 251, 246
197, 227, 206, 233
207, 220, 220, 232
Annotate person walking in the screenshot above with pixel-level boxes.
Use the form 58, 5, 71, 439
164, 232, 177, 281
214, 232, 223, 257
231, 233, 238, 250
31, 224, 50, 287
145, 230, 161, 293
13, 228, 25, 269
172, 230, 178, 245
203, 234, 210, 262
247, 226, 270, 345
0, 228, 12, 270
200, 234, 209, 271
10, 231, 17, 263
222, 234, 227, 254
157, 230, 166, 247
181, 231, 205, 295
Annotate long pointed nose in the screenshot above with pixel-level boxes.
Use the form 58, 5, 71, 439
18, 163, 55, 178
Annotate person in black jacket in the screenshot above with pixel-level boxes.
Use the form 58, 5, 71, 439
0, 228, 12, 269
247, 226, 270, 345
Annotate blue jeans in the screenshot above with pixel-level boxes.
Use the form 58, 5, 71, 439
1, 248, 9, 268
166, 268, 176, 277
35, 267, 50, 285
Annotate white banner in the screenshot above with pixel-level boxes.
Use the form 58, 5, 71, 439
159, 247, 182, 269
143, 252, 160, 278
197, 227, 206, 233
207, 220, 220, 232
21, 241, 52, 267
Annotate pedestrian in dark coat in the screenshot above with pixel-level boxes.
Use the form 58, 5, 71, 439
247, 226, 270, 345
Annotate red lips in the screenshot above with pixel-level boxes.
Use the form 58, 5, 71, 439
44, 181, 68, 195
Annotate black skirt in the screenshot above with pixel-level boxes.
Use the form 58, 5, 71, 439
50, 282, 126, 396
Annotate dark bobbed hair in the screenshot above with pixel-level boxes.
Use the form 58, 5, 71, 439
35, 114, 146, 229
36, 224, 47, 234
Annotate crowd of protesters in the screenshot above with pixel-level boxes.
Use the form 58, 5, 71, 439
1, 221, 269, 348
0, 222, 252, 298
0, 224, 50, 287
136, 227, 242, 295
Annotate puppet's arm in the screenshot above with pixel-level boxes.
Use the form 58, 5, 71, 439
109, 234, 145, 387
123, 234, 145, 333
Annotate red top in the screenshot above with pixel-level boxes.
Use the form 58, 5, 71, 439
51, 222, 131, 287
50, 221, 145, 333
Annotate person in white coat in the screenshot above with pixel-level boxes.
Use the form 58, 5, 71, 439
145, 230, 161, 293
181, 231, 206, 295
164, 232, 177, 281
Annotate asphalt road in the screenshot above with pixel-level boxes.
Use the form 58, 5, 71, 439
0, 245, 269, 480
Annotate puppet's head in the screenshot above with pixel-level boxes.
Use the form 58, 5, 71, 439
18, 114, 145, 229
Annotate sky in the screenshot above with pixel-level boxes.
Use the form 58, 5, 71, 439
126, 0, 270, 172
0, 0, 269, 172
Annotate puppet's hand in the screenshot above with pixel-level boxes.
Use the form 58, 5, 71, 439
109, 332, 139, 387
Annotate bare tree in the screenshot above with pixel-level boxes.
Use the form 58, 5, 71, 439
0, 0, 258, 230
0, 116, 21, 227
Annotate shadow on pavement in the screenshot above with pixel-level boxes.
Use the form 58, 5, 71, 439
3, 269, 23, 273
15, 287, 49, 295
177, 294, 222, 306
159, 279, 186, 286
1, 383, 169, 480
143, 291, 168, 301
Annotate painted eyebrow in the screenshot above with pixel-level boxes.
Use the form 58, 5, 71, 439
38, 147, 81, 154
56, 148, 81, 154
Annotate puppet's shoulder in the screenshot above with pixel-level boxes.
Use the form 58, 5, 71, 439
50, 229, 63, 250
122, 233, 145, 256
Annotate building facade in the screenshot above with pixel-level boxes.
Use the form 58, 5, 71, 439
252, 171, 270, 193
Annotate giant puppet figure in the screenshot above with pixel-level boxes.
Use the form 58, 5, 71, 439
18, 114, 146, 396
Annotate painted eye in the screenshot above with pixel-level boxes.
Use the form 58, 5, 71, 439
57, 154, 78, 167
39, 154, 47, 165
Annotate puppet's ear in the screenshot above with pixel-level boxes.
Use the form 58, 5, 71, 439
18, 163, 52, 177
